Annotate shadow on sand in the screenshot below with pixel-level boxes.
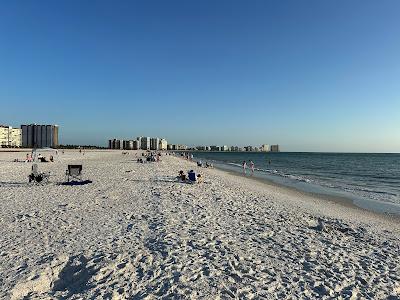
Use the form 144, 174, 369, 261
60, 180, 93, 186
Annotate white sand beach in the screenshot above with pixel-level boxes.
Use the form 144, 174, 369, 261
0, 150, 399, 299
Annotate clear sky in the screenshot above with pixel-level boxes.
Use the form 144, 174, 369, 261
1, 1, 399, 152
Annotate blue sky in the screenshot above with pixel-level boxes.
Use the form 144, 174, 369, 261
1, 1, 399, 152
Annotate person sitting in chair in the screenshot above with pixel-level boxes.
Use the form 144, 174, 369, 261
196, 174, 203, 183
178, 170, 186, 181
188, 170, 196, 182
28, 164, 48, 183
29, 173, 43, 183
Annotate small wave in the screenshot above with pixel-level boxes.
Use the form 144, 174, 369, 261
286, 174, 312, 183
254, 168, 313, 183
349, 187, 398, 196
227, 163, 313, 183
228, 162, 242, 168
201, 155, 400, 206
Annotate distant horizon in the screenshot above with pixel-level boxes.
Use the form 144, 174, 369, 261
60, 142, 400, 154
2, 122, 400, 153
1, 1, 399, 153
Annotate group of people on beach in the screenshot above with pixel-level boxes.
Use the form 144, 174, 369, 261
197, 160, 213, 168
242, 160, 255, 175
177, 170, 203, 183
14, 152, 57, 163
181, 153, 194, 161
37, 153, 54, 162
137, 151, 162, 163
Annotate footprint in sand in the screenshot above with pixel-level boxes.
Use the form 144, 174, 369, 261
10, 254, 100, 299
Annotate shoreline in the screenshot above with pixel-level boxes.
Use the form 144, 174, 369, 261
172, 155, 400, 233
183, 152, 400, 219
216, 163, 400, 220
211, 162, 400, 225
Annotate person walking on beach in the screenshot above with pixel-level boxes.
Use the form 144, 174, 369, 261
242, 161, 247, 175
249, 160, 255, 175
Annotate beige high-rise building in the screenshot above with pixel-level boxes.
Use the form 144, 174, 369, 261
0, 126, 22, 147
0, 126, 9, 147
260, 144, 270, 152
159, 138, 168, 150
9, 128, 22, 147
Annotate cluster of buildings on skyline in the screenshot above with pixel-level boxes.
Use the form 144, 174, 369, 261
193, 144, 280, 152
109, 137, 189, 151
1, 123, 279, 153
109, 137, 170, 151
108, 137, 280, 153
0, 124, 59, 148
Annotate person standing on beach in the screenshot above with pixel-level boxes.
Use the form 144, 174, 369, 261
249, 160, 255, 175
242, 161, 247, 175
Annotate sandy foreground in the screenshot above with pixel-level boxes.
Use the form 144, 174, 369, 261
0, 150, 399, 299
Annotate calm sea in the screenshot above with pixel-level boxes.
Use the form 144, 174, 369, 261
188, 152, 400, 215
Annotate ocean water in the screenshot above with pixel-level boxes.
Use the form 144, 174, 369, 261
188, 152, 400, 215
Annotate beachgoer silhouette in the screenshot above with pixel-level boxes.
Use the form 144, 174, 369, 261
249, 160, 255, 175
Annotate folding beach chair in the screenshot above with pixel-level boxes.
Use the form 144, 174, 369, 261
66, 165, 83, 182
28, 163, 50, 183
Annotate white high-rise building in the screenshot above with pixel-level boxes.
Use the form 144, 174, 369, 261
159, 138, 168, 150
